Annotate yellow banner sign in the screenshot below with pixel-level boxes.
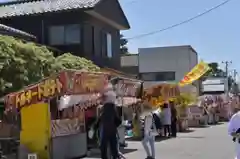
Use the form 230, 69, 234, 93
179, 61, 210, 87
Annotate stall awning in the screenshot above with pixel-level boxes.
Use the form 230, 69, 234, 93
59, 94, 101, 110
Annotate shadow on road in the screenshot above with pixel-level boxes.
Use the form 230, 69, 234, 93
179, 129, 195, 133
126, 136, 172, 142
87, 148, 138, 158
155, 136, 172, 142
121, 148, 138, 154
189, 125, 210, 128
178, 136, 205, 139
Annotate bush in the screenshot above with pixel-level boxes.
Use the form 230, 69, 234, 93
0, 35, 99, 96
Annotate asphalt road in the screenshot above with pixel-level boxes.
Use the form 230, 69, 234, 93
85, 123, 236, 159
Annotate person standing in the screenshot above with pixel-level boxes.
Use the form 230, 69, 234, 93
142, 113, 157, 159
162, 103, 171, 137
228, 108, 240, 159
95, 90, 121, 159
133, 113, 141, 138
169, 101, 177, 137
203, 104, 209, 126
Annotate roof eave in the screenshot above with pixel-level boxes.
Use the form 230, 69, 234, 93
86, 10, 129, 30
0, 6, 95, 19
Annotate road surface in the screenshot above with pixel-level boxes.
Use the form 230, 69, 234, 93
85, 123, 236, 159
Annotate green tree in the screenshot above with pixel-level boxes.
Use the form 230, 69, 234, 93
54, 53, 100, 72
0, 35, 99, 97
205, 62, 224, 77
120, 34, 128, 54
0, 36, 56, 96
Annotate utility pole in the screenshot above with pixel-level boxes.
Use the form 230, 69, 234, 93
222, 61, 232, 77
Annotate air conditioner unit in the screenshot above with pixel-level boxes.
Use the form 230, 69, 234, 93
28, 153, 37, 159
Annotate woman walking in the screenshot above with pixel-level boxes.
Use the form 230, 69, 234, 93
142, 113, 157, 159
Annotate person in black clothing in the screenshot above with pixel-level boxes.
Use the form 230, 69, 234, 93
95, 91, 121, 159
169, 101, 177, 137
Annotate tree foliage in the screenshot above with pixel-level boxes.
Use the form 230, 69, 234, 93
205, 62, 225, 77
176, 93, 196, 107
54, 53, 100, 72
0, 35, 99, 96
120, 34, 128, 54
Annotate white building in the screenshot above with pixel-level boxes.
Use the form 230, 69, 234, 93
120, 54, 138, 76
202, 77, 228, 94
138, 45, 199, 94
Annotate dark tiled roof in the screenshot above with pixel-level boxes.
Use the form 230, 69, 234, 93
0, 24, 36, 39
0, 0, 101, 18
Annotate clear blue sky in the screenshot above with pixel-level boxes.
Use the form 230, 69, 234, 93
120, 0, 240, 75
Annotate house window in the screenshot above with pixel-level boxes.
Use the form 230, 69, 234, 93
140, 72, 175, 81
48, 24, 81, 45
100, 31, 112, 58
48, 26, 64, 45
65, 24, 81, 44
106, 33, 112, 58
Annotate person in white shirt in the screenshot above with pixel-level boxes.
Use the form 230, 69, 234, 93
162, 103, 171, 137
228, 108, 240, 159
142, 113, 157, 159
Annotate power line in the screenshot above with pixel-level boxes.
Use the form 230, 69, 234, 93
127, 0, 232, 40
122, 0, 142, 5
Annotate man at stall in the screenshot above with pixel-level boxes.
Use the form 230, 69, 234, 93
169, 101, 177, 137
95, 86, 121, 159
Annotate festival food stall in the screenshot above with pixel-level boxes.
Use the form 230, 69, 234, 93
4, 70, 109, 159
102, 68, 143, 144
143, 83, 180, 108
174, 93, 196, 131
187, 104, 204, 127
188, 94, 225, 126
142, 83, 180, 135
200, 95, 222, 124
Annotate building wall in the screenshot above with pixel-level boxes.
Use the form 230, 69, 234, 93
1, 11, 121, 69
120, 54, 138, 75
138, 45, 199, 94
120, 46, 199, 94
138, 45, 198, 81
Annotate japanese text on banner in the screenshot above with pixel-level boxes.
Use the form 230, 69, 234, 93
179, 61, 210, 87
15, 78, 63, 108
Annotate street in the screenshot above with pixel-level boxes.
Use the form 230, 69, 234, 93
85, 123, 235, 159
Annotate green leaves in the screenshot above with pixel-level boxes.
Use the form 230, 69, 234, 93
54, 53, 99, 72
120, 34, 128, 54
0, 35, 99, 97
